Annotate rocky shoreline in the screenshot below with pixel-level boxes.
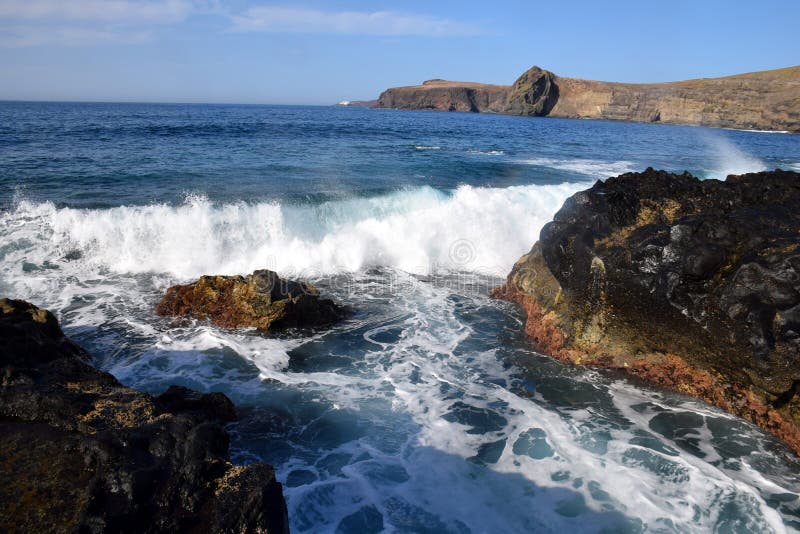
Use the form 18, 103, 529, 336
493, 168, 800, 454
0, 298, 290, 533
375, 65, 800, 132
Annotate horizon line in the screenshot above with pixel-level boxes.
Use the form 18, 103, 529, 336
0, 99, 359, 107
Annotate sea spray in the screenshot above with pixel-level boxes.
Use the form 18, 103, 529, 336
700, 132, 768, 178
2, 182, 586, 280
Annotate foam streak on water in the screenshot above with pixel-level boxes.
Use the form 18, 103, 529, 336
517, 157, 638, 178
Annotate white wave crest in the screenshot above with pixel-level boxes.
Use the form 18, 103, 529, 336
1, 183, 586, 280
517, 157, 637, 178
467, 149, 505, 156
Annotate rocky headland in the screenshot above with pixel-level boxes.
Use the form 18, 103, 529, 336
376, 65, 800, 132
0, 298, 290, 533
376, 79, 512, 113
493, 168, 800, 454
156, 269, 346, 331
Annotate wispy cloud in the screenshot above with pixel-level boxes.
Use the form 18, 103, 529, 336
231, 6, 483, 37
0, 25, 152, 48
0, 0, 198, 47
0, 0, 193, 23
0, 2, 482, 48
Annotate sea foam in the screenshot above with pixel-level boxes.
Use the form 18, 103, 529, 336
3, 182, 586, 280
517, 157, 638, 178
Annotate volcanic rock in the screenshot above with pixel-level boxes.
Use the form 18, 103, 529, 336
156, 269, 345, 331
0, 298, 290, 533
493, 168, 800, 453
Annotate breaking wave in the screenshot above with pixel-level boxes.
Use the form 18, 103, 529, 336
0, 182, 586, 281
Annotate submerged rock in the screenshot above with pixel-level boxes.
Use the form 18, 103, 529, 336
0, 298, 290, 533
494, 168, 800, 454
156, 269, 345, 331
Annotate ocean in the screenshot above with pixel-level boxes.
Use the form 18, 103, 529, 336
2, 101, 800, 533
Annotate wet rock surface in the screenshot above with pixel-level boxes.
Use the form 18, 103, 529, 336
156, 269, 346, 331
0, 298, 290, 533
494, 168, 800, 453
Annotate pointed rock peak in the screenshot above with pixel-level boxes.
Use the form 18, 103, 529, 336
506, 67, 559, 117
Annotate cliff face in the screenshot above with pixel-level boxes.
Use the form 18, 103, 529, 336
493, 168, 800, 454
548, 66, 800, 131
377, 79, 511, 113
505, 66, 559, 116
376, 65, 800, 132
0, 298, 290, 533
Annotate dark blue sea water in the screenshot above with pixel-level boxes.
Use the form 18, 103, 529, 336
2, 102, 800, 533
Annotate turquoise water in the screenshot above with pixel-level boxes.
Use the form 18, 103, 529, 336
1, 102, 800, 532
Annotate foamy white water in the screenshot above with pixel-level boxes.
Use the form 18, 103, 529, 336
57, 265, 794, 534
517, 157, 638, 178
2, 182, 585, 280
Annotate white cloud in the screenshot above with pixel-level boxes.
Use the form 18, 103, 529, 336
0, 0, 193, 23
231, 6, 482, 37
0, 2, 481, 48
0, 25, 152, 47
0, 0, 200, 47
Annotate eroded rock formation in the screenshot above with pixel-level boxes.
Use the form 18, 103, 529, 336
0, 298, 290, 533
493, 168, 800, 454
376, 79, 511, 113
505, 66, 559, 116
375, 65, 800, 132
156, 269, 346, 331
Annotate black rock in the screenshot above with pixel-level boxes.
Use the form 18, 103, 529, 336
0, 298, 290, 533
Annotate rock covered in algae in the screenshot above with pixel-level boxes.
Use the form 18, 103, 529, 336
156, 269, 346, 331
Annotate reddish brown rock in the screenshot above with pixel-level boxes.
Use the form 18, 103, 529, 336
156, 269, 346, 331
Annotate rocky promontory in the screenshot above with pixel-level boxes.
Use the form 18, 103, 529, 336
376, 79, 511, 113
493, 168, 800, 453
376, 65, 800, 132
0, 298, 290, 533
156, 269, 346, 331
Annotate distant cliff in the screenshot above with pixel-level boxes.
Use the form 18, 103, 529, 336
377, 79, 511, 113
376, 65, 800, 132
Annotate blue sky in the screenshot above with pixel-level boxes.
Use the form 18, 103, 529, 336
0, 0, 798, 104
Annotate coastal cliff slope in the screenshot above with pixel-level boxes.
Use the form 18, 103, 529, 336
0, 298, 290, 533
376, 65, 800, 131
377, 79, 511, 113
493, 168, 800, 454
